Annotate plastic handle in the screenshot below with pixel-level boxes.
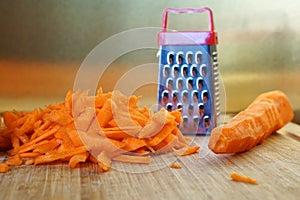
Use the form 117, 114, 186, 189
162, 7, 215, 32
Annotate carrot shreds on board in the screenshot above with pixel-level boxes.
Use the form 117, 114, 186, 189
18, 140, 49, 154
0, 88, 200, 173
0, 163, 9, 173
230, 173, 258, 185
69, 152, 90, 168
6, 154, 23, 166
10, 134, 20, 149
170, 163, 182, 169
66, 129, 84, 147
132, 148, 150, 156
173, 145, 200, 156
154, 134, 183, 155
121, 136, 147, 152
33, 139, 60, 154
17, 125, 61, 154
34, 146, 87, 165
103, 130, 130, 140
19, 152, 43, 158
97, 151, 112, 172
89, 154, 98, 164
30, 121, 52, 140
113, 154, 151, 164
146, 123, 176, 147
3, 111, 18, 128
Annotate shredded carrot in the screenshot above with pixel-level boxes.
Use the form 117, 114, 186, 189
19, 152, 43, 158
33, 139, 60, 154
24, 159, 34, 166
34, 146, 87, 165
97, 151, 112, 172
0, 163, 9, 173
6, 154, 23, 166
173, 146, 200, 156
231, 173, 258, 185
0, 88, 200, 173
113, 154, 151, 164
69, 152, 89, 168
170, 163, 182, 169
89, 154, 98, 164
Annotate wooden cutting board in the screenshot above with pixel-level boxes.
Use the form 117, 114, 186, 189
0, 122, 300, 200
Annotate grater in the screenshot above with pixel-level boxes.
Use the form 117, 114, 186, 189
157, 7, 220, 134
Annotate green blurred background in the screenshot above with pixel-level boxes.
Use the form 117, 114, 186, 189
0, 0, 299, 123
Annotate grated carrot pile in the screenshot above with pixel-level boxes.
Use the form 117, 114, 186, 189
0, 88, 199, 172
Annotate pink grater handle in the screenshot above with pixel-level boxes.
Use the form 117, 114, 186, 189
162, 7, 215, 32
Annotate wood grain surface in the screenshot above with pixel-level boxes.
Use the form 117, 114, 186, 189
0, 121, 300, 200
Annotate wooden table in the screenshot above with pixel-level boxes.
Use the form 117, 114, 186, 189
0, 121, 300, 200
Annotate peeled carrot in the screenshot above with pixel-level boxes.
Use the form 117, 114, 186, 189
208, 90, 294, 154
231, 173, 258, 184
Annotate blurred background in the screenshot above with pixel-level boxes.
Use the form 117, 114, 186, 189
0, 0, 299, 123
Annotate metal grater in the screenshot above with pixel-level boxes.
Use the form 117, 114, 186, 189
157, 7, 220, 134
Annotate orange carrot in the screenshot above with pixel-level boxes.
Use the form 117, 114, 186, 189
103, 130, 130, 140
132, 148, 150, 156
19, 152, 43, 158
6, 154, 23, 166
34, 146, 87, 165
0, 163, 9, 173
3, 111, 18, 128
170, 163, 182, 169
0, 88, 201, 174
121, 136, 147, 152
231, 173, 258, 184
89, 154, 98, 164
95, 88, 112, 108
173, 146, 200, 156
113, 154, 151, 164
33, 139, 60, 154
66, 129, 84, 147
18, 140, 49, 154
209, 90, 294, 154
69, 152, 90, 168
31, 121, 52, 140
15, 125, 61, 155
146, 123, 176, 146
24, 159, 34, 166
97, 151, 112, 172
97, 99, 113, 128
